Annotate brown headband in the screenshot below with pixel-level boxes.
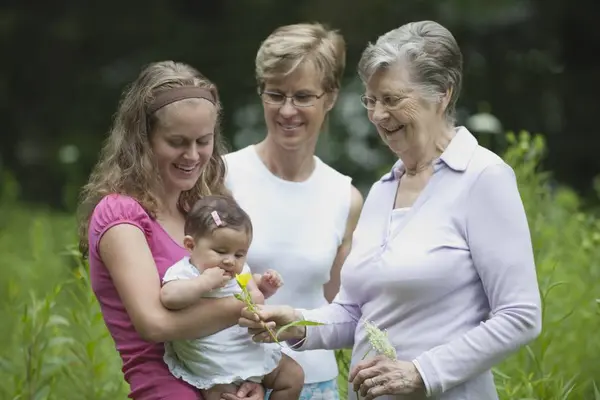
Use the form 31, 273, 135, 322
147, 87, 216, 114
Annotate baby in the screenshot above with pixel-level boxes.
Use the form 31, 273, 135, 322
160, 195, 304, 400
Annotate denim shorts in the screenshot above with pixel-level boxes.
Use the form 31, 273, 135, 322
266, 379, 340, 400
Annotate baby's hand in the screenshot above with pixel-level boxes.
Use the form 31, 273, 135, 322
263, 269, 283, 288
259, 269, 283, 298
201, 267, 230, 289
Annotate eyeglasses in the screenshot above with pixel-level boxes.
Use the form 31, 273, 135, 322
360, 94, 405, 111
260, 91, 326, 108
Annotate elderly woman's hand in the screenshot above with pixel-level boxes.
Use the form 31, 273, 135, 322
349, 355, 425, 399
238, 304, 306, 343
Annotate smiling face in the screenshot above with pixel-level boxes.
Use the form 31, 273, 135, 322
262, 61, 335, 151
150, 98, 217, 193
184, 227, 251, 278
365, 62, 444, 157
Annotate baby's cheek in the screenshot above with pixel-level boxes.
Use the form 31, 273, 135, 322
235, 262, 245, 275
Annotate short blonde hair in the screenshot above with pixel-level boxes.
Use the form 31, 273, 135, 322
255, 23, 346, 92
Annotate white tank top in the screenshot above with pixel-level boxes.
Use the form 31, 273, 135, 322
224, 145, 353, 383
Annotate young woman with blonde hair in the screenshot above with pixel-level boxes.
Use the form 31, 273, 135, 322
225, 23, 364, 399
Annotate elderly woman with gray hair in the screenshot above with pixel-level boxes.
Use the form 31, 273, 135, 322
239, 20, 542, 400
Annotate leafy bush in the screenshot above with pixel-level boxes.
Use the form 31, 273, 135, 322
0, 132, 598, 399
491, 132, 600, 399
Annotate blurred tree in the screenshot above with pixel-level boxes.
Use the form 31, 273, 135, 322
0, 0, 597, 210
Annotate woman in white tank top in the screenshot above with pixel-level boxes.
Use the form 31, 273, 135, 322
224, 23, 363, 399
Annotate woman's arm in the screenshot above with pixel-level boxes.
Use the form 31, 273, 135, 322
241, 290, 362, 351
295, 300, 362, 351
99, 224, 249, 342
324, 185, 363, 302
413, 162, 542, 396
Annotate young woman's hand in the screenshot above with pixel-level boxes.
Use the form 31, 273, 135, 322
220, 381, 264, 400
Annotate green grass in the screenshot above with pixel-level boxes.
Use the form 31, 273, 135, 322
0, 198, 128, 399
1, 132, 599, 399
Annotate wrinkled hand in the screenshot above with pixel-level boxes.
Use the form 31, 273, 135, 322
238, 304, 305, 343
258, 269, 284, 298
202, 267, 230, 289
220, 381, 264, 400
349, 355, 425, 400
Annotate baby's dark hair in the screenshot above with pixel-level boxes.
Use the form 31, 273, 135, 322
184, 195, 253, 240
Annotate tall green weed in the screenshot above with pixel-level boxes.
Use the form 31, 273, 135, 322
0, 187, 127, 399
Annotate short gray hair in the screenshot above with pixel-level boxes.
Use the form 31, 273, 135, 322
358, 20, 463, 125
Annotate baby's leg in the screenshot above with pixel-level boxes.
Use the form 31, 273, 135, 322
262, 354, 304, 400
200, 383, 238, 400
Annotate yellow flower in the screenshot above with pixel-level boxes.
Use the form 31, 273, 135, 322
235, 273, 252, 289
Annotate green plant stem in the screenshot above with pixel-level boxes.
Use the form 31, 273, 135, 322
245, 301, 280, 344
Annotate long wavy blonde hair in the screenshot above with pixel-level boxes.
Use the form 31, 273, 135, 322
77, 61, 228, 257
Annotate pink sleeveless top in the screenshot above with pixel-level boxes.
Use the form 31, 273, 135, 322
88, 194, 202, 400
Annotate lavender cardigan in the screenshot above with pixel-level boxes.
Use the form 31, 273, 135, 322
295, 127, 542, 399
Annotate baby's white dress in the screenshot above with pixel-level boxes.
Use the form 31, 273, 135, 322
162, 257, 282, 389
